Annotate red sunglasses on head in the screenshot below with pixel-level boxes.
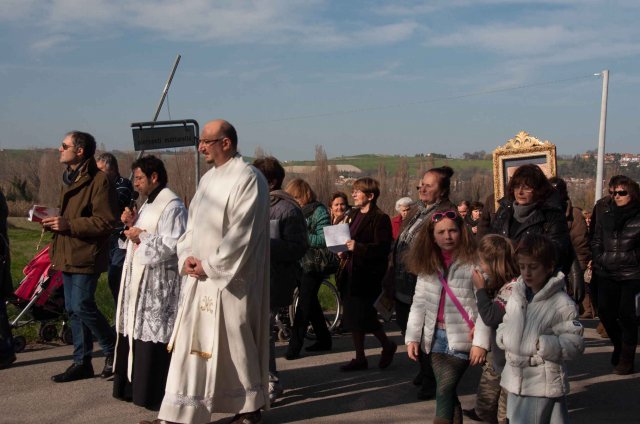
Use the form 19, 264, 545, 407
431, 210, 458, 222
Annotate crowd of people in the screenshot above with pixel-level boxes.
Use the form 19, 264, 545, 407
0, 120, 639, 424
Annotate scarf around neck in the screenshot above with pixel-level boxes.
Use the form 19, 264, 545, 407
512, 201, 537, 223
62, 159, 89, 186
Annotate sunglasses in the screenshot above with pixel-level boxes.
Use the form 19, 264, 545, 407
609, 190, 628, 197
431, 210, 458, 222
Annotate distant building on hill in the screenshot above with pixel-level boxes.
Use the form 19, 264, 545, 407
284, 164, 362, 174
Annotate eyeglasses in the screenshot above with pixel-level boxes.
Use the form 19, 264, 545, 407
431, 210, 458, 222
609, 190, 629, 197
514, 184, 534, 193
199, 137, 224, 146
60, 142, 75, 150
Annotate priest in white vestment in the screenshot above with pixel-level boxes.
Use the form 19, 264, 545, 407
113, 155, 187, 409
147, 120, 270, 424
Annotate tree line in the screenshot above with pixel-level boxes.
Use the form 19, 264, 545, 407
1, 148, 633, 219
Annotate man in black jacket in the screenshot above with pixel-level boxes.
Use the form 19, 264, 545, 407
253, 156, 308, 404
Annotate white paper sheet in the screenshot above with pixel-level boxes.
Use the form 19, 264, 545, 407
27, 205, 60, 223
323, 223, 351, 253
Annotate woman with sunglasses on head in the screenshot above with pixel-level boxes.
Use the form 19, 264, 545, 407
405, 208, 491, 424
591, 175, 640, 375
336, 177, 395, 371
490, 164, 572, 274
385, 166, 456, 399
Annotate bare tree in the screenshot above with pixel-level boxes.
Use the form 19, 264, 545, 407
37, 151, 63, 207
391, 158, 411, 199
165, 150, 196, 208
310, 145, 335, 205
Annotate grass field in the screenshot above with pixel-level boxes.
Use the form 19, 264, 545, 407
7, 218, 114, 344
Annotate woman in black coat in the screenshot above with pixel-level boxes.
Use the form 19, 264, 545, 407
591, 175, 640, 375
490, 164, 572, 273
337, 177, 395, 371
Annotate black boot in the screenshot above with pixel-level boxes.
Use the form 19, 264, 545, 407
100, 354, 114, 378
52, 362, 94, 383
285, 342, 302, 360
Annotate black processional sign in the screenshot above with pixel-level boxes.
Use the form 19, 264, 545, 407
130, 119, 201, 186
131, 120, 199, 151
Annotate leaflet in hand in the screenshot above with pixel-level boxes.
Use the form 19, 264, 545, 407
28, 205, 60, 223
323, 223, 351, 253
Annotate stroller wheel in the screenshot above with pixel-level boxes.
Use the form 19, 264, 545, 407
39, 323, 58, 342
13, 336, 27, 353
61, 326, 73, 345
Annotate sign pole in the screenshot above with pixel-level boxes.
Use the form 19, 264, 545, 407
132, 55, 182, 172
595, 70, 609, 202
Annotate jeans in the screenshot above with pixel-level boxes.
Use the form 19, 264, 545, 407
107, 235, 126, 306
0, 298, 14, 359
62, 272, 115, 364
431, 328, 470, 361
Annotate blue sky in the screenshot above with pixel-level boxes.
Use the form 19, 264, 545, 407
1, 0, 639, 160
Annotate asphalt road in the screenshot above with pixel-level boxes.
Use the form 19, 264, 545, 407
1, 320, 638, 424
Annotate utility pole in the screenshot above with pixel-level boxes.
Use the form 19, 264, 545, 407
595, 70, 609, 202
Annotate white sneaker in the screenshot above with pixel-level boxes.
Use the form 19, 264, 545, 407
268, 381, 283, 404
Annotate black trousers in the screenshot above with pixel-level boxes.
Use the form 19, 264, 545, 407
290, 271, 331, 349
0, 298, 14, 359
597, 277, 640, 348
113, 333, 172, 410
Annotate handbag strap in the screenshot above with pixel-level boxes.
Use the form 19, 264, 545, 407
438, 273, 474, 330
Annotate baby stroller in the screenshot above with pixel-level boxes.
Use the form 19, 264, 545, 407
8, 244, 71, 352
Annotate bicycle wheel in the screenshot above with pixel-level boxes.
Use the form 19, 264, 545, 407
318, 279, 342, 333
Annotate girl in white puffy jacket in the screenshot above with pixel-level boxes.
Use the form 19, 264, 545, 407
405, 209, 491, 424
497, 234, 584, 424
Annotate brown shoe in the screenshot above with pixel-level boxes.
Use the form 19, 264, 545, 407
229, 410, 262, 424
596, 322, 609, 338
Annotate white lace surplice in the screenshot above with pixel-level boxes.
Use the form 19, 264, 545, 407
118, 200, 187, 344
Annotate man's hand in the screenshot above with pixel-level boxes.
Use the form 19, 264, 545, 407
407, 342, 420, 361
469, 346, 487, 366
183, 256, 207, 279
41, 216, 70, 233
123, 227, 144, 244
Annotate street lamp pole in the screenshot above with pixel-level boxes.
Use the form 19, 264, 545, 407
595, 70, 609, 202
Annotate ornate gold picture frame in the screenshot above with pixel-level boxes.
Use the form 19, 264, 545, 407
492, 131, 557, 209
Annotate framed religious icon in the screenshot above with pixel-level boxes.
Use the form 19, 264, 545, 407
492, 131, 557, 209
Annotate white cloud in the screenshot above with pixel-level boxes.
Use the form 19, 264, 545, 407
30, 34, 72, 53
3, 0, 418, 51
430, 24, 586, 56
